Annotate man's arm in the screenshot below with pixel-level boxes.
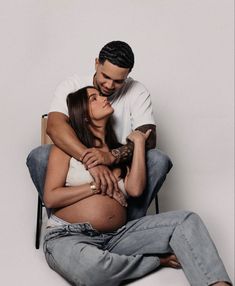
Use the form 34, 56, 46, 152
47, 112, 87, 160
111, 124, 156, 164
47, 111, 120, 195
82, 124, 156, 167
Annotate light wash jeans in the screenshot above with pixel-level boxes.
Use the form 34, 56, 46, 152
43, 211, 232, 286
26, 145, 173, 220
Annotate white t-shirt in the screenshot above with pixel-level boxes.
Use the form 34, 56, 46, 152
49, 74, 155, 144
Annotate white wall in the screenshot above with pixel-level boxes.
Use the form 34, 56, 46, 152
0, 0, 233, 284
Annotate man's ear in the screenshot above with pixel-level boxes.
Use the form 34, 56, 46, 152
95, 58, 99, 71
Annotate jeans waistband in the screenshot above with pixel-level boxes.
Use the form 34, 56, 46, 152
44, 222, 127, 243
44, 222, 101, 241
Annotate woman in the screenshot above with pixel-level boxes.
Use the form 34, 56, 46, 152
43, 86, 232, 286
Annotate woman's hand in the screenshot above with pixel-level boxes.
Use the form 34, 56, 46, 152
127, 129, 151, 144
112, 190, 128, 207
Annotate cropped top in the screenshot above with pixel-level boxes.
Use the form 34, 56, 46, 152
66, 157, 128, 197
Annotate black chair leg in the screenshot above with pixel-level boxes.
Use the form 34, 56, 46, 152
36, 195, 43, 249
155, 195, 159, 214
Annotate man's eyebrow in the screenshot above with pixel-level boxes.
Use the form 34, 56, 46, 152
102, 72, 125, 82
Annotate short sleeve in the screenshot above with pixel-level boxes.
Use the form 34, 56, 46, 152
129, 81, 156, 129
49, 74, 91, 116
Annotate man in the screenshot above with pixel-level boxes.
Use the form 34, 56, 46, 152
27, 40, 172, 220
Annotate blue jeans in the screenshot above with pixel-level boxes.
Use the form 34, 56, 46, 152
43, 211, 232, 286
26, 145, 173, 220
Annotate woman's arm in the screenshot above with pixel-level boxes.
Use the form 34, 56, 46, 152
43, 145, 99, 209
124, 130, 151, 197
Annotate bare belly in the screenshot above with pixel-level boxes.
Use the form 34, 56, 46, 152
54, 195, 127, 232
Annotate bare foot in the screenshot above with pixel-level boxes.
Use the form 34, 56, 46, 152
159, 253, 181, 269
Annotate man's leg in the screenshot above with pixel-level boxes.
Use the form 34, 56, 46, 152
127, 148, 173, 220
26, 144, 52, 215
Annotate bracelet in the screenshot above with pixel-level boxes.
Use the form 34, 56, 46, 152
90, 181, 97, 194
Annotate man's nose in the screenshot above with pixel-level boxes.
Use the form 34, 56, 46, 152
106, 79, 114, 89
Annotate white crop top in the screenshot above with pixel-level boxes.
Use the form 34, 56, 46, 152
66, 158, 128, 197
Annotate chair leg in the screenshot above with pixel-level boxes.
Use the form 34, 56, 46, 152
155, 195, 159, 214
35, 195, 43, 249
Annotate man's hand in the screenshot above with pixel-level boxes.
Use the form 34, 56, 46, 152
88, 165, 118, 196
81, 148, 115, 169
159, 254, 181, 269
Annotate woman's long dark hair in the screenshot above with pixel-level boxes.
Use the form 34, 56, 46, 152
66, 86, 120, 150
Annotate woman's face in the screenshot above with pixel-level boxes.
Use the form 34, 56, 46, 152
87, 87, 114, 122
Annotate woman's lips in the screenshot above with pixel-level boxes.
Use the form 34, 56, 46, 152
103, 102, 111, 108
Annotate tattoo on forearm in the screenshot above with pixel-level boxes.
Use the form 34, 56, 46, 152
112, 142, 134, 164
112, 124, 156, 164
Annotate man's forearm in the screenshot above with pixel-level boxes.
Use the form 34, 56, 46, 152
111, 124, 156, 164
47, 112, 86, 160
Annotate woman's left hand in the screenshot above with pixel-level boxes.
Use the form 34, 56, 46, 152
127, 129, 151, 144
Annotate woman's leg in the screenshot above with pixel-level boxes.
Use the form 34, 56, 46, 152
108, 211, 232, 286
43, 224, 159, 286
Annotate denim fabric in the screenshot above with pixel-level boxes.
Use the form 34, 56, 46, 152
43, 211, 232, 286
26, 145, 172, 220
127, 148, 173, 220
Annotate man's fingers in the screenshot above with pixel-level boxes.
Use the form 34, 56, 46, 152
82, 152, 96, 165
80, 149, 92, 161
87, 160, 99, 169
86, 157, 100, 168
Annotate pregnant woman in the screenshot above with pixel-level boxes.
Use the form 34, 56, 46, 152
43, 86, 232, 286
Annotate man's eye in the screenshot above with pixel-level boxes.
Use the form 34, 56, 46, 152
115, 80, 124, 84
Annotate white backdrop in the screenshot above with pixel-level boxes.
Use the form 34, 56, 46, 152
0, 0, 234, 285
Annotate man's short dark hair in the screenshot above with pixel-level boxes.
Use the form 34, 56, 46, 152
99, 41, 135, 72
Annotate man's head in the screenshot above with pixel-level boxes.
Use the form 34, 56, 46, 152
94, 41, 135, 96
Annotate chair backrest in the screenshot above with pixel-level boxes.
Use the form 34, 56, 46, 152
41, 114, 53, 145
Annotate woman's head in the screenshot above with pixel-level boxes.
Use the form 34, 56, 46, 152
67, 86, 113, 124
67, 86, 118, 148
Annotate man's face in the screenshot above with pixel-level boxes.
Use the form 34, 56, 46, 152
94, 59, 130, 97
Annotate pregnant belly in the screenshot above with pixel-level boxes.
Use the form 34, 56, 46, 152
54, 195, 127, 232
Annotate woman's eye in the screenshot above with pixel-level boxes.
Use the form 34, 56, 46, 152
90, 96, 96, 101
